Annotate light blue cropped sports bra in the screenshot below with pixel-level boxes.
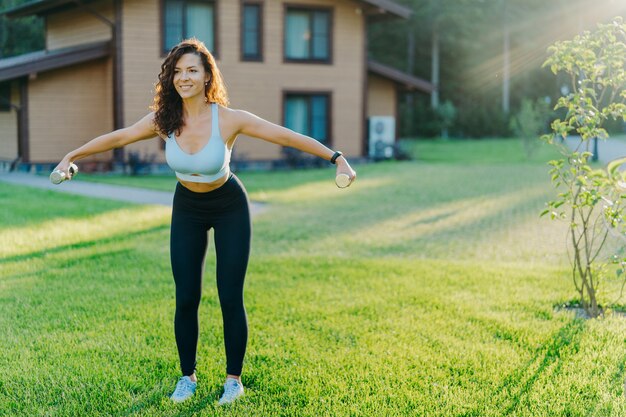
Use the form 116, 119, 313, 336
165, 103, 231, 183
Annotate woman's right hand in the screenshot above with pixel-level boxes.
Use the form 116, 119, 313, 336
53, 158, 74, 179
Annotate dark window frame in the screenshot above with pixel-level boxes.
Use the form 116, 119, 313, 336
0, 82, 11, 112
282, 90, 333, 147
283, 4, 333, 65
160, 0, 219, 58
240, 1, 264, 62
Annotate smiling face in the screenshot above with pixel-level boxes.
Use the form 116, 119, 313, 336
173, 53, 211, 100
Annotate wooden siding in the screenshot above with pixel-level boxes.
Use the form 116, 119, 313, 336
47, 0, 114, 50
120, 0, 165, 160
223, 0, 365, 160
367, 73, 396, 117
0, 82, 19, 160
28, 59, 113, 162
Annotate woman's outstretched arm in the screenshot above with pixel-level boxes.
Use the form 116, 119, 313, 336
54, 113, 159, 175
235, 109, 357, 181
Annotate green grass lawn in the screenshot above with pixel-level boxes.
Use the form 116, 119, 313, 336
3, 139, 626, 416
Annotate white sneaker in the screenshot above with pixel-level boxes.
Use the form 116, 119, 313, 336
218, 378, 244, 405
170, 376, 197, 403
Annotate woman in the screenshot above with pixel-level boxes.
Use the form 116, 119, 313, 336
53, 38, 356, 405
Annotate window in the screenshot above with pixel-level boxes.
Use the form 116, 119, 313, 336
0, 82, 10, 112
241, 2, 262, 61
163, 0, 216, 54
284, 7, 331, 63
284, 93, 330, 144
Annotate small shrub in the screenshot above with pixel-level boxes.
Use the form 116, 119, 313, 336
510, 98, 552, 158
542, 17, 626, 318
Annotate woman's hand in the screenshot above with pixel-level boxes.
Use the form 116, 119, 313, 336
335, 157, 356, 186
53, 157, 75, 180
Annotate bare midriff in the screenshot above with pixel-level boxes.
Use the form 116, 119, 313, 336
177, 172, 229, 193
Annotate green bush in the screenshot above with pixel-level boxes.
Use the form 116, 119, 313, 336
455, 98, 511, 138
510, 98, 552, 158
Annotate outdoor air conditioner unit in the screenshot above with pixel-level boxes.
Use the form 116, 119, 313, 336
368, 116, 396, 160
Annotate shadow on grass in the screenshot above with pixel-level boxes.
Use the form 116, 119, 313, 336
0, 224, 169, 265
171, 387, 224, 417
257, 177, 551, 260
611, 354, 626, 399
0, 182, 129, 229
1, 248, 135, 285
117, 385, 225, 416
489, 318, 585, 414
398, 187, 551, 253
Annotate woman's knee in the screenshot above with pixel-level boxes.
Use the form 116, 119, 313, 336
176, 290, 201, 312
218, 294, 245, 317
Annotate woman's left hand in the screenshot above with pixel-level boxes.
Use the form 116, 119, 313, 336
336, 157, 357, 186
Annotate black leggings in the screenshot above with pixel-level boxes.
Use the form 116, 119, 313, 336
170, 173, 251, 376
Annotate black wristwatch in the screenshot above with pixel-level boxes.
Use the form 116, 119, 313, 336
330, 151, 343, 164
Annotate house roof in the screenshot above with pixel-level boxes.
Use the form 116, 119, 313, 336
0, 0, 98, 18
2, 0, 412, 20
0, 41, 111, 82
368, 60, 434, 93
4, 0, 73, 18
358, 0, 412, 19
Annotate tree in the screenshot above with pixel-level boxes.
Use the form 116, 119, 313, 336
542, 18, 626, 318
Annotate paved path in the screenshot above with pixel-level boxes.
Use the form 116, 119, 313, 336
565, 137, 626, 165
0, 172, 267, 216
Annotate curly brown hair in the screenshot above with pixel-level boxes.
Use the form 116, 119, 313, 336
151, 38, 229, 137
